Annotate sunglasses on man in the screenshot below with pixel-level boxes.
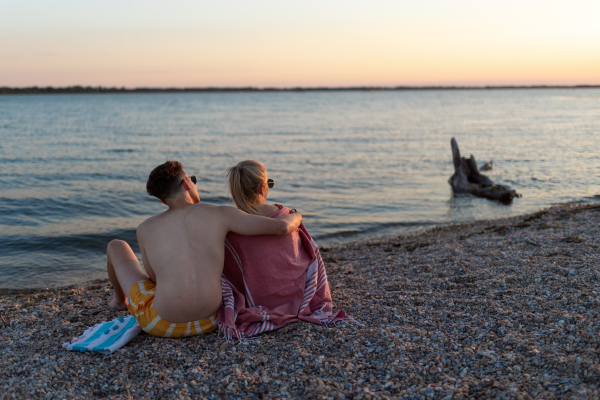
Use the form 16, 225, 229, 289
179, 176, 197, 186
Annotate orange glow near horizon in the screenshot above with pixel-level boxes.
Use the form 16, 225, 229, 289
1, 1, 599, 87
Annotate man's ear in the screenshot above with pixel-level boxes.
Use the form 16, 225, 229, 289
182, 179, 191, 191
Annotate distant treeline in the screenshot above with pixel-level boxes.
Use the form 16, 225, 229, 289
1, 85, 599, 95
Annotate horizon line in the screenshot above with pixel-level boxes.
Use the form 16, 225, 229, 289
1, 84, 600, 95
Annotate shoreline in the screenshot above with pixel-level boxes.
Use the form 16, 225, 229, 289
1, 202, 599, 399
0, 201, 595, 295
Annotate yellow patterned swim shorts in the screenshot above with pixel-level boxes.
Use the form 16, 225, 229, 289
127, 280, 217, 338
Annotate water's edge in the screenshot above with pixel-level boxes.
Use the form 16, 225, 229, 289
4, 199, 595, 294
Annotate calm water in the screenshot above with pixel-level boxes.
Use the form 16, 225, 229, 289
1, 89, 599, 289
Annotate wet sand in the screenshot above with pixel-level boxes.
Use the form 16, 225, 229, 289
1, 202, 599, 399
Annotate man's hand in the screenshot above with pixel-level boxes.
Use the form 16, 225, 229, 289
276, 210, 302, 234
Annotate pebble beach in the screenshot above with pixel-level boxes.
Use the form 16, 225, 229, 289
1, 202, 599, 400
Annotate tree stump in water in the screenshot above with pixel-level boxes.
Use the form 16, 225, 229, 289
448, 138, 521, 202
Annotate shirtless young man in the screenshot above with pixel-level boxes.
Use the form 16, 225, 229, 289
106, 161, 302, 337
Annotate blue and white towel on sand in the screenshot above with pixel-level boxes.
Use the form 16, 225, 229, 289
62, 316, 142, 354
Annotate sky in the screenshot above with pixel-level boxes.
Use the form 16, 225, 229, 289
1, 0, 599, 87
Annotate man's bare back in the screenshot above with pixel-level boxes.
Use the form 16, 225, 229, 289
106, 162, 302, 334
138, 202, 300, 322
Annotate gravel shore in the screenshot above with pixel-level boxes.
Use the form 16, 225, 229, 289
1, 202, 599, 399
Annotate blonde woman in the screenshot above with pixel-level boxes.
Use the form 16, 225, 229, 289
227, 160, 281, 218
217, 160, 347, 340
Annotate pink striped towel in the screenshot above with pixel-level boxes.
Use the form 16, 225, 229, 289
218, 205, 348, 341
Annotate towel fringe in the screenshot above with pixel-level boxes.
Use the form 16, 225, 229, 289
329, 314, 364, 327
218, 323, 260, 345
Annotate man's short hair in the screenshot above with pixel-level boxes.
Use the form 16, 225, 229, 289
146, 161, 183, 200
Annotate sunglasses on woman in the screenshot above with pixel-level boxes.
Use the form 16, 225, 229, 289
255, 179, 274, 193
179, 175, 197, 186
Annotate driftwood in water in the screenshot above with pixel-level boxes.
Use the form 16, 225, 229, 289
448, 138, 520, 202
480, 161, 493, 171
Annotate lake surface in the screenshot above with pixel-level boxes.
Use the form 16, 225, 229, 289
1, 89, 599, 289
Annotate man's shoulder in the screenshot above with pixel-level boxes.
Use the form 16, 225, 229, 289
209, 204, 248, 217
137, 212, 165, 233
189, 203, 222, 216
196, 203, 240, 214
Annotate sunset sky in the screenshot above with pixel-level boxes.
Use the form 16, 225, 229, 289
1, 0, 599, 87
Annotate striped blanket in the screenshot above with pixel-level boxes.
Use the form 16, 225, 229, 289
62, 316, 141, 354
218, 205, 348, 341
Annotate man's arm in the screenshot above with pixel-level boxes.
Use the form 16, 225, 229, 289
219, 206, 302, 236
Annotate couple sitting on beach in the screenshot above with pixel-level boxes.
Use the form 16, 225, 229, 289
107, 160, 346, 339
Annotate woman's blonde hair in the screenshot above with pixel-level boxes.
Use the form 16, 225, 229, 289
227, 160, 267, 215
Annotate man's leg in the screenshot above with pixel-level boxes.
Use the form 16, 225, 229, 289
107, 239, 149, 310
